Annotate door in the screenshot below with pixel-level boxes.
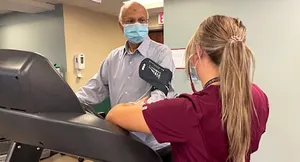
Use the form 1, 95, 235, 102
149, 30, 164, 44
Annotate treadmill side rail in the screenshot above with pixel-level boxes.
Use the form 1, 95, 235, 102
0, 109, 162, 162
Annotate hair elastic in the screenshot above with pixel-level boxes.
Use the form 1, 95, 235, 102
229, 35, 243, 42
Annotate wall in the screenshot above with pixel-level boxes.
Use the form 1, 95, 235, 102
0, 26, 2, 43
0, 5, 66, 72
165, 0, 300, 162
149, 14, 163, 30
0, 26, 2, 45
63, 5, 126, 92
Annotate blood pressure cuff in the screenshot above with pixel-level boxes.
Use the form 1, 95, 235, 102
139, 58, 173, 95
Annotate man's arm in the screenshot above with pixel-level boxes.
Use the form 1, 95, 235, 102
76, 58, 109, 107
147, 47, 176, 103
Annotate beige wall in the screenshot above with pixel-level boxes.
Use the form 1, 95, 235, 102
63, 5, 126, 91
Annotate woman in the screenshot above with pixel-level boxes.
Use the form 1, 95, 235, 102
106, 15, 269, 162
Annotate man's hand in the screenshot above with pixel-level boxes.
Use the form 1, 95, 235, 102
136, 97, 149, 105
113, 97, 148, 108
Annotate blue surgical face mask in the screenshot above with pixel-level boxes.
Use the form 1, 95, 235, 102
189, 53, 200, 81
123, 23, 149, 44
190, 64, 200, 80
189, 60, 200, 92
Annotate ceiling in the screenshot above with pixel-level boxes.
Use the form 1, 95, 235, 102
0, 0, 163, 16
0, 0, 55, 14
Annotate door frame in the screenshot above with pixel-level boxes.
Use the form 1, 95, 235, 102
149, 26, 163, 32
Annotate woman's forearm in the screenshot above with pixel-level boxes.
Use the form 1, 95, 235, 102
106, 103, 152, 134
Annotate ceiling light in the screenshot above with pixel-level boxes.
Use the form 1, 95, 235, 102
123, 0, 163, 5
92, 0, 102, 3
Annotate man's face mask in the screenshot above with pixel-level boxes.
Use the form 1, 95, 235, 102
123, 23, 149, 44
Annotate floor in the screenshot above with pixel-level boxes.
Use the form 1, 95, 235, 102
41, 154, 93, 162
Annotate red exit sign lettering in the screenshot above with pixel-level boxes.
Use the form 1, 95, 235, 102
158, 13, 164, 24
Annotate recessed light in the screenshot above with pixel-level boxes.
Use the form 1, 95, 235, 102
92, 0, 102, 3
123, 0, 163, 5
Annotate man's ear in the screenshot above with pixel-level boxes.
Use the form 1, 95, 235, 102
118, 22, 124, 33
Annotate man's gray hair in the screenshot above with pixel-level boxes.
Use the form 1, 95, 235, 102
118, 1, 149, 23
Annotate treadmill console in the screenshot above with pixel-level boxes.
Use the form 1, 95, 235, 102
0, 49, 84, 113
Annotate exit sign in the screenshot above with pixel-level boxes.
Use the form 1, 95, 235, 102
158, 13, 164, 24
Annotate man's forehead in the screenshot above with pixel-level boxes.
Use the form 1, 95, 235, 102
121, 4, 147, 18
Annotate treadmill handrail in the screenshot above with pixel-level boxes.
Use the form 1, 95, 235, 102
0, 108, 162, 162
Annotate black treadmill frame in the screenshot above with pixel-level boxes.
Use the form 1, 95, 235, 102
0, 49, 163, 162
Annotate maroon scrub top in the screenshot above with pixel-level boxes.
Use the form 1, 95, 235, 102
142, 84, 269, 162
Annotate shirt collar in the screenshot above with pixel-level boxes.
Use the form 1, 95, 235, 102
123, 36, 151, 57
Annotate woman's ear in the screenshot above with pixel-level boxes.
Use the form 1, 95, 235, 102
191, 45, 202, 64
196, 45, 203, 58
192, 54, 199, 65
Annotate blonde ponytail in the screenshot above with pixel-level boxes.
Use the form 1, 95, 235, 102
219, 39, 254, 162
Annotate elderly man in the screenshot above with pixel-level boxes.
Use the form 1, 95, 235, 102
76, 1, 175, 161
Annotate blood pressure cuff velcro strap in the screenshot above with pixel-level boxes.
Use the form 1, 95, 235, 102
139, 58, 173, 95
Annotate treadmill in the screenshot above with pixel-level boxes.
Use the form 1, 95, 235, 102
0, 138, 11, 162
0, 49, 162, 162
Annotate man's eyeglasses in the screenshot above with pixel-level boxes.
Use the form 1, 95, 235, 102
122, 17, 148, 24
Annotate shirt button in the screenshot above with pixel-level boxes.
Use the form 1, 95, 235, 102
125, 92, 128, 95
128, 76, 130, 79
129, 61, 133, 64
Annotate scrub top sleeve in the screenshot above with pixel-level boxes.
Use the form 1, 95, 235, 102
142, 98, 194, 143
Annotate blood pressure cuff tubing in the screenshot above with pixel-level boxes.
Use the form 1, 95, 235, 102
139, 58, 173, 95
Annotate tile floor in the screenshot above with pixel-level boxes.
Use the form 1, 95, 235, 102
41, 154, 93, 162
